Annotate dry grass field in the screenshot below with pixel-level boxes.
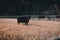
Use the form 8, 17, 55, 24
0, 18, 60, 40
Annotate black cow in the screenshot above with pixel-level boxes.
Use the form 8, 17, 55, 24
17, 16, 30, 25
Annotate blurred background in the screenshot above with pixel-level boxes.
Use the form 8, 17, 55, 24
0, 0, 60, 17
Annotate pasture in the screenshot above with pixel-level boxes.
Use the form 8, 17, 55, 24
0, 18, 60, 40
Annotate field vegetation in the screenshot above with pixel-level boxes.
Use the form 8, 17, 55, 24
0, 18, 60, 40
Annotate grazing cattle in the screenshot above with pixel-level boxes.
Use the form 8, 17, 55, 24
17, 16, 30, 25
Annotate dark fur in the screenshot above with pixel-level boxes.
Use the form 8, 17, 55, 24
17, 16, 30, 25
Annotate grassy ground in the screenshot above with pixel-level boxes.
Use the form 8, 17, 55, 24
0, 18, 60, 40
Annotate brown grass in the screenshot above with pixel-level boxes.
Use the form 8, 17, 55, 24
0, 18, 60, 40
